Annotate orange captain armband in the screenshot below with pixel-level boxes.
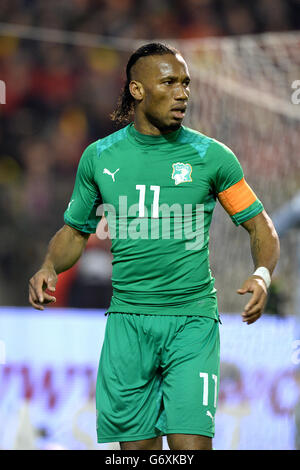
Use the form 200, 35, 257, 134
217, 177, 257, 216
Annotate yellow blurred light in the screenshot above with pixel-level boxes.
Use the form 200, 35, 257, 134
0, 36, 19, 57
88, 47, 120, 73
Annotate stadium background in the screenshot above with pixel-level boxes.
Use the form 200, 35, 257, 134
0, 0, 300, 450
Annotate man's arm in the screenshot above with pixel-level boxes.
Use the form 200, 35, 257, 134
238, 210, 280, 324
29, 224, 90, 310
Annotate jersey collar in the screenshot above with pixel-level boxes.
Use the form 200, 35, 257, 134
127, 122, 182, 145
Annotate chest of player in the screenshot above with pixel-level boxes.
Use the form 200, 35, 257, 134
94, 146, 213, 215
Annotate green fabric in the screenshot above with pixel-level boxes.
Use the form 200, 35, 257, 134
64, 123, 263, 317
96, 314, 220, 442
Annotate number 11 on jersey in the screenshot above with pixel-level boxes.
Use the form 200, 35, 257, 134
136, 184, 160, 218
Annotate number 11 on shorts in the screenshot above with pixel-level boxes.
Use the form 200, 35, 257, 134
199, 372, 218, 408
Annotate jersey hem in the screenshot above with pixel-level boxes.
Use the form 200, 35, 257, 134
106, 309, 219, 320
64, 216, 96, 234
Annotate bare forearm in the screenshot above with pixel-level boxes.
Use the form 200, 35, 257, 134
245, 211, 280, 275
41, 225, 89, 274
238, 211, 280, 324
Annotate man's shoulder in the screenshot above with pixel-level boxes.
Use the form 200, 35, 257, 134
81, 126, 129, 159
94, 125, 129, 156
180, 126, 236, 159
180, 125, 211, 142
179, 126, 224, 159
76, 126, 130, 173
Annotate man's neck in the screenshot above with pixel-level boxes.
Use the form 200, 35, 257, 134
133, 115, 178, 136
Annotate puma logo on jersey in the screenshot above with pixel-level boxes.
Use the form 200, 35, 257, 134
172, 162, 192, 185
206, 410, 214, 423
103, 168, 120, 182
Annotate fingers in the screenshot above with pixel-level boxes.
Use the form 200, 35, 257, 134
29, 284, 44, 310
242, 304, 263, 324
29, 283, 56, 310
32, 274, 46, 303
47, 276, 57, 292
237, 288, 248, 295
242, 291, 266, 324
29, 275, 45, 309
29, 270, 57, 310
243, 289, 261, 313
237, 278, 267, 325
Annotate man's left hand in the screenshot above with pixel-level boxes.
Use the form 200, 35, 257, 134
237, 276, 268, 325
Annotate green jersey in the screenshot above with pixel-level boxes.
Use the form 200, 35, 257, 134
64, 123, 263, 319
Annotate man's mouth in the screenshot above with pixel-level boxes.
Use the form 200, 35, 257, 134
171, 106, 187, 119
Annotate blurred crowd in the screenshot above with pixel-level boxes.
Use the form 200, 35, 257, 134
0, 0, 299, 307
1, 0, 300, 39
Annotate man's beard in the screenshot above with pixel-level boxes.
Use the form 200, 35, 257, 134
146, 112, 183, 133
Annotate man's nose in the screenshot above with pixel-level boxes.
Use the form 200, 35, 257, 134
174, 85, 189, 100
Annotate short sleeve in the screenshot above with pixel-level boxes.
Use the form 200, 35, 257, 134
64, 142, 102, 233
208, 140, 264, 226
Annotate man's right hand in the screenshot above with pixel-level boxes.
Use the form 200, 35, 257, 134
29, 267, 58, 310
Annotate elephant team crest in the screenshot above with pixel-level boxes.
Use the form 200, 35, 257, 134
171, 162, 193, 185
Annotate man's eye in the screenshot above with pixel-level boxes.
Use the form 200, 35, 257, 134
164, 80, 172, 85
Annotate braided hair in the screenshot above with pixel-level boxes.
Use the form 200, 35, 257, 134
111, 43, 179, 124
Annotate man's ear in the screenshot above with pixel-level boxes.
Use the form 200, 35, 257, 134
129, 80, 144, 101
